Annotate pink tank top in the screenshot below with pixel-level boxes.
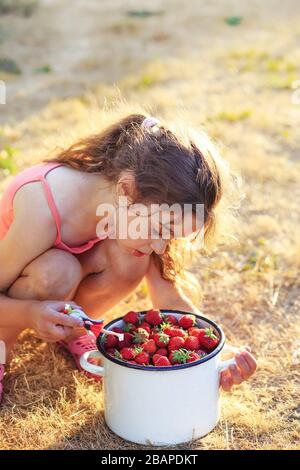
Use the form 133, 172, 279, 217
0, 162, 106, 254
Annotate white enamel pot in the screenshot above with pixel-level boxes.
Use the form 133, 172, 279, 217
80, 309, 236, 446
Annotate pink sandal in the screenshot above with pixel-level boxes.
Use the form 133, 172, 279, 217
58, 332, 103, 382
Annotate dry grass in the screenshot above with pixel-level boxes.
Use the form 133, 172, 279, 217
0, 0, 300, 450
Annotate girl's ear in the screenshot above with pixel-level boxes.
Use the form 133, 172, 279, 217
116, 171, 138, 203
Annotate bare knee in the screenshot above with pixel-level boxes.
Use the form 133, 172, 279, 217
8, 249, 83, 301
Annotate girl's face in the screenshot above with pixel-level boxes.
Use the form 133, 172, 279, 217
103, 172, 202, 257
114, 205, 201, 257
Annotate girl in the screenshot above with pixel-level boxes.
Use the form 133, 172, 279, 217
0, 113, 257, 402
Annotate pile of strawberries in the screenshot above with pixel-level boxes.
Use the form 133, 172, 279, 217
102, 309, 220, 367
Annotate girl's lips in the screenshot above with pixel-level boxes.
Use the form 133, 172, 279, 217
132, 249, 150, 257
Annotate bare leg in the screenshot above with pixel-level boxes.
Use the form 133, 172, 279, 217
0, 241, 150, 356
0, 249, 83, 359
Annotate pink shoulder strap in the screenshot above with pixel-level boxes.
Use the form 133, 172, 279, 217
39, 163, 63, 244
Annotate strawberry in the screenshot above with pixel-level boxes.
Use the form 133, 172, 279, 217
123, 322, 136, 333
166, 327, 187, 338
178, 314, 196, 329
153, 353, 163, 364
123, 311, 140, 325
156, 348, 168, 356
127, 360, 138, 365
165, 314, 178, 325
120, 347, 136, 360
153, 355, 171, 367
168, 336, 185, 352
159, 321, 172, 332
169, 348, 190, 364
139, 321, 151, 333
186, 351, 201, 363
117, 332, 133, 349
184, 336, 200, 351
196, 349, 207, 358
106, 347, 118, 355
132, 328, 149, 344
198, 328, 219, 351
144, 309, 163, 326
134, 348, 150, 365
112, 327, 124, 334
113, 349, 122, 360
152, 332, 170, 348
188, 327, 203, 338
103, 334, 118, 349
142, 339, 157, 355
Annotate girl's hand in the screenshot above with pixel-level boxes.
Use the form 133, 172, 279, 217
28, 300, 84, 342
220, 346, 257, 392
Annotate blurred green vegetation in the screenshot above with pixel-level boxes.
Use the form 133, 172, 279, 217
0, 0, 39, 16
0, 145, 18, 174
0, 57, 21, 75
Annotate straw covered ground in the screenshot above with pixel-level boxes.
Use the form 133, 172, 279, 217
0, 0, 299, 449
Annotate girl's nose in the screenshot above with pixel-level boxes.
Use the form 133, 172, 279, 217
150, 239, 168, 255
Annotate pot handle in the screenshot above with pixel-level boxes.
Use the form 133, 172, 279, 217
79, 350, 105, 377
218, 344, 237, 373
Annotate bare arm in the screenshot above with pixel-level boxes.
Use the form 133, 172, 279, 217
144, 255, 202, 315
0, 183, 59, 328
0, 182, 83, 340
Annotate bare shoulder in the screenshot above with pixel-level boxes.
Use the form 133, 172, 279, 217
12, 181, 57, 240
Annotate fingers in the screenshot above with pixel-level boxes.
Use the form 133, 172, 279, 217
229, 364, 243, 385
220, 370, 233, 391
46, 325, 73, 342
220, 348, 258, 391
51, 311, 84, 328
242, 351, 257, 374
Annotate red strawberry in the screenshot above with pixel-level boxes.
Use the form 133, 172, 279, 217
139, 321, 151, 333
196, 349, 207, 358
123, 322, 136, 333
123, 311, 140, 325
153, 355, 171, 367
132, 328, 149, 344
106, 347, 117, 355
165, 314, 178, 325
152, 332, 170, 348
198, 328, 219, 351
134, 349, 150, 365
178, 314, 196, 329
188, 327, 203, 338
168, 336, 185, 352
159, 321, 172, 332
167, 327, 187, 338
142, 339, 157, 355
113, 349, 122, 360
120, 347, 136, 360
117, 332, 133, 349
153, 353, 163, 364
127, 360, 138, 365
112, 327, 124, 334
186, 351, 201, 363
169, 348, 190, 364
156, 348, 168, 356
144, 309, 163, 326
184, 336, 200, 351
103, 334, 118, 349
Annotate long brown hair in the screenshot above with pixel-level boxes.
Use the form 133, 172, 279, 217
44, 111, 241, 304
